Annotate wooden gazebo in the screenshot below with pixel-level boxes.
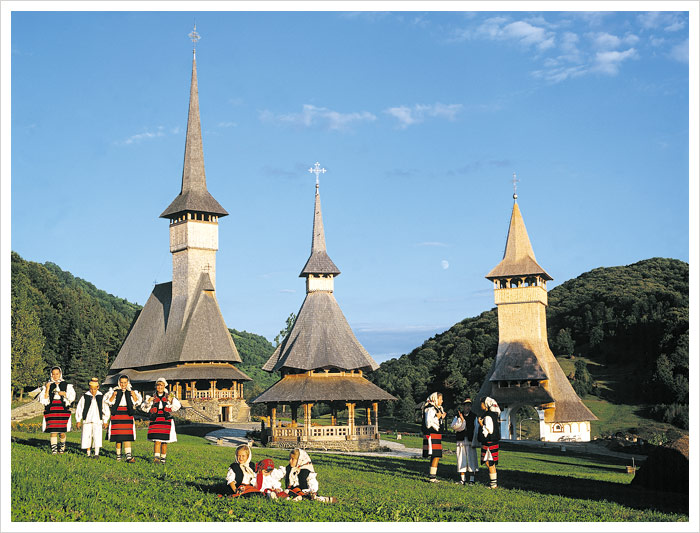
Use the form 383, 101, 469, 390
253, 178, 395, 450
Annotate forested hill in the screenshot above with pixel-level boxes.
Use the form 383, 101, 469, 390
367, 258, 689, 430
10, 252, 276, 398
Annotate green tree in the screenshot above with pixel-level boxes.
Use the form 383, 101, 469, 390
553, 328, 575, 356
274, 312, 297, 347
11, 291, 46, 399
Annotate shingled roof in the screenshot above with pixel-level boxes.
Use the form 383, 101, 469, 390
108, 273, 246, 373
262, 291, 378, 373
486, 201, 551, 280
299, 184, 340, 277
160, 51, 228, 219
252, 373, 396, 403
104, 364, 251, 386
476, 339, 597, 423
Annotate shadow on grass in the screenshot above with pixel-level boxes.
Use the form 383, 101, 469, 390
527, 457, 624, 473
498, 468, 688, 516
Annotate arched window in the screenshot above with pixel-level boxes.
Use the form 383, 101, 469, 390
552, 423, 563, 432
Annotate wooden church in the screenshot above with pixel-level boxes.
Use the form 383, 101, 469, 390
253, 172, 396, 450
476, 189, 597, 442
105, 36, 251, 423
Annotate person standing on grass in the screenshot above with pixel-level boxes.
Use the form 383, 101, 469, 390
141, 377, 181, 464
422, 391, 446, 483
75, 377, 110, 459
450, 397, 479, 485
476, 396, 501, 489
37, 366, 76, 455
105, 375, 142, 463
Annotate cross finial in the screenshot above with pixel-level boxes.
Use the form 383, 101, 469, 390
308, 161, 327, 186
512, 172, 519, 200
189, 24, 200, 52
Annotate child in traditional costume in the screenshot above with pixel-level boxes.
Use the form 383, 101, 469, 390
75, 377, 110, 458
37, 367, 76, 454
141, 377, 181, 464
450, 397, 479, 485
477, 396, 501, 489
105, 374, 142, 463
283, 448, 336, 503
254, 459, 288, 499
422, 391, 446, 483
226, 444, 261, 497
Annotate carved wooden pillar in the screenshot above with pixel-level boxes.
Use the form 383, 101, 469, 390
366, 404, 371, 425
291, 402, 299, 426
191, 381, 196, 399
373, 402, 379, 436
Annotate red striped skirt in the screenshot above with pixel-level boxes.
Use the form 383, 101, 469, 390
422, 433, 442, 458
44, 398, 71, 433
481, 444, 499, 465
109, 406, 135, 442
147, 416, 173, 441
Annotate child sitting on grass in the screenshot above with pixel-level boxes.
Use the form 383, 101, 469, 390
284, 448, 336, 503
226, 444, 261, 498
255, 458, 288, 499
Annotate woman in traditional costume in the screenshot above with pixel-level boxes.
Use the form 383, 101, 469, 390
141, 377, 181, 464
450, 397, 479, 485
37, 366, 76, 454
105, 374, 142, 462
422, 391, 446, 483
476, 396, 501, 489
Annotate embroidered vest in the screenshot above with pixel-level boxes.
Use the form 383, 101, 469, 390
111, 389, 135, 416
44, 381, 68, 414
284, 465, 310, 489
149, 393, 172, 420
478, 412, 501, 444
82, 393, 104, 421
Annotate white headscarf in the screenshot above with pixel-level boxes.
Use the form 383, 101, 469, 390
484, 397, 501, 414
425, 392, 441, 408
289, 449, 315, 487
235, 444, 256, 482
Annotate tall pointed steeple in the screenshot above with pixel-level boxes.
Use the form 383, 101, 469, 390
160, 47, 227, 219
486, 200, 552, 281
299, 183, 341, 279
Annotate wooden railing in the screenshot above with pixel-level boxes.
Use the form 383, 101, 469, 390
271, 424, 376, 441
184, 390, 238, 400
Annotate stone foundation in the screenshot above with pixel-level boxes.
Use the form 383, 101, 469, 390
176, 398, 250, 423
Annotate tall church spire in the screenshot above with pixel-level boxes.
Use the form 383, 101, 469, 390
160, 35, 227, 219
486, 197, 551, 281
299, 169, 341, 279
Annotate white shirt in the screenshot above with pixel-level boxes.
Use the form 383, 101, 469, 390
75, 392, 110, 424
424, 406, 441, 432
104, 387, 142, 407
38, 381, 76, 407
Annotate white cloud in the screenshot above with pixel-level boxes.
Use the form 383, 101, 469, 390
217, 121, 236, 128
385, 102, 463, 129
669, 39, 689, 63
638, 12, 686, 32
592, 48, 637, 75
117, 126, 167, 145
260, 104, 376, 131
279, 289, 296, 294
532, 65, 587, 83
588, 32, 621, 50
441, 260, 450, 270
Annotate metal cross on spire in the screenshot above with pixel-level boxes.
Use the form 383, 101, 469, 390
512, 172, 520, 200
308, 161, 327, 186
188, 24, 200, 52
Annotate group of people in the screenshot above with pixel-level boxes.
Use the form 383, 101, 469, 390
422, 392, 501, 489
37, 367, 180, 464
225, 445, 336, 503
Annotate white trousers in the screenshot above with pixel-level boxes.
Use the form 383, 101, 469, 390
456, 441, 479, 473
80, 422, 103, 451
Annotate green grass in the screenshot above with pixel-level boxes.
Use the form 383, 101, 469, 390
11, 427, 688, 522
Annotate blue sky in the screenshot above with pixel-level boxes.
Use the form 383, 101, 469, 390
6, 6, 696, 363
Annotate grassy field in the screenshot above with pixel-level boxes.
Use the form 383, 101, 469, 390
10, 426, 688, 522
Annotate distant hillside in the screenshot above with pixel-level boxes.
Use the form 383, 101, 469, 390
10, 252, 276, 399
367, 258, 689, 432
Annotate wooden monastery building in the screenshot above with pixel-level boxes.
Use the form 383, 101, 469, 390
253, 176, 396, 451
105, 40, 252, 423
476, 191, 597, 442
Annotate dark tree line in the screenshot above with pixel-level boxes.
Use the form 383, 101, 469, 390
367, 258, 689, 430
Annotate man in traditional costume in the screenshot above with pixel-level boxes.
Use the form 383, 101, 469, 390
75, 377, 110, 458
105, 374, 142, 462
477, 396, 501, 489
141, 377, 181, 464
450, 397, 479, 485
422, 392, 446, 483
37, 366, 76, 454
